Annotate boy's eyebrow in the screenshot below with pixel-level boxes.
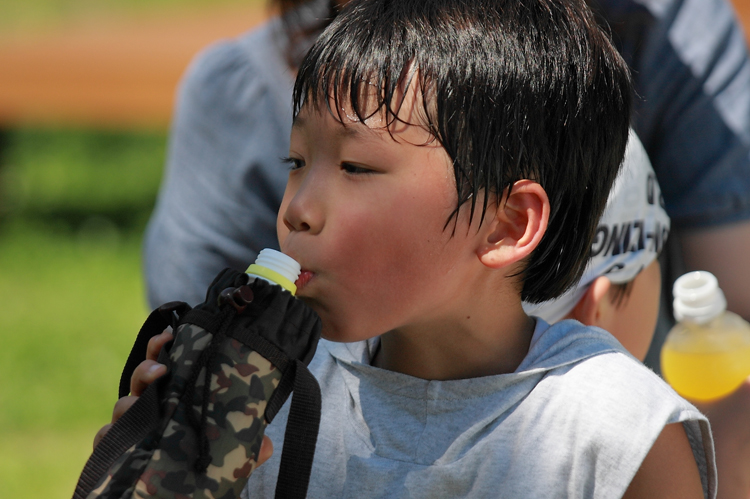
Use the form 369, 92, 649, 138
293, 114, 381, 140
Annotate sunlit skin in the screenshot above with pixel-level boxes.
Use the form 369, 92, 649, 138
567, 259, 662, 361
277, 83, 548, 381
604, 259, 662, 360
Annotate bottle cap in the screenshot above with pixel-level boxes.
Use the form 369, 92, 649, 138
673, 271, 726, 324
246, 249, 301, 295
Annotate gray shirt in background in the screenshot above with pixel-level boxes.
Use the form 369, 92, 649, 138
143, 18, 294, 307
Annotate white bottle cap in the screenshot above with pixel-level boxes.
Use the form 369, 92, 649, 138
246, 249, 301, 295
673, 271, 727, 324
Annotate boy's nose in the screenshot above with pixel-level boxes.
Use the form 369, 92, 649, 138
282, 176, 325, 235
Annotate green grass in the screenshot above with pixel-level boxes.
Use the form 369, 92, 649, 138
0, 126, 164, 497
0, 429, 103, 498
0, 221, 148, 431
0, 223, 149, 496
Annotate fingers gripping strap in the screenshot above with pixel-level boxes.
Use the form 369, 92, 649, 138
118, 302, 190, 399
274, 360, 322, 499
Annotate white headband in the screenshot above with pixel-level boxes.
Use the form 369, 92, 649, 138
523, 130, 671, 323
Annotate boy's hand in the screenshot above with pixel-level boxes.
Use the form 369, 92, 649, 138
92, 329, 274, 467
93, 329, 173, 449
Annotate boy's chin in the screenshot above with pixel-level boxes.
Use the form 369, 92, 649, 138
319, 321, 377, 344
320, 326, 358, 343
300, 297, 383, 343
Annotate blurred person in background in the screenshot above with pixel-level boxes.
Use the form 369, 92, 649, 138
142, 0, 750, 496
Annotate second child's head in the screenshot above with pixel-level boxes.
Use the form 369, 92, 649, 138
524, 132, 671, 360
277, 0, 632, 341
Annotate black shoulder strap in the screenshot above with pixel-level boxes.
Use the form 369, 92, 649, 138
74, 302, 190, 499
73, 375, 165, 499
274, 359, 322, 499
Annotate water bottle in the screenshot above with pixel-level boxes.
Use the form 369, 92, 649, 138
661, 271, 750, 402
246, 248, 302, 295
75, 248, 319, 499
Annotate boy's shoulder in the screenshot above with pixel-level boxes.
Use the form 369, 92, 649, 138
522, 318, 696, 408
520, 319, 698, 417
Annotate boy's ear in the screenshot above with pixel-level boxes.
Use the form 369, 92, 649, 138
477, 180, 549, 269
571, 276, 613, 327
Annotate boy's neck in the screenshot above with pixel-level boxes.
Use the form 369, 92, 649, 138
371, 290, 536, 381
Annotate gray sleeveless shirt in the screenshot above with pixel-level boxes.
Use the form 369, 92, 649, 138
244, 319, 716, 498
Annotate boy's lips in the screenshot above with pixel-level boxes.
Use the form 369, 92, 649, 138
295, 270, 314, 291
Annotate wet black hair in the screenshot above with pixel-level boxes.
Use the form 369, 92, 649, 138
292, 0, 633, 303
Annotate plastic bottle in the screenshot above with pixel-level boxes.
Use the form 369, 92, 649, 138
246, 248, 302, 296
661, 271, 750, 402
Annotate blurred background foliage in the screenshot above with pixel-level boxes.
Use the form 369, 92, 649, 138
0, 127, 166, 497
0, 0, 252, 31
1, 128, 165, 229
0, 0, 263, 497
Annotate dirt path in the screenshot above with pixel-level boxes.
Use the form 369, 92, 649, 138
0, 5, 268, 128
0, 1, 748, 129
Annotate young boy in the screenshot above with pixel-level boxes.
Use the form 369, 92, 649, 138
114, 0, 715, 497
254, 0, 714, 496
524, 130, 670, 362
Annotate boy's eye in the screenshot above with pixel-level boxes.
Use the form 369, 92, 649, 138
341, 162, 374, 175
282, 156, 305, 171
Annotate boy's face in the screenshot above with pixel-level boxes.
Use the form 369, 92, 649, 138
277, 90, 488, 342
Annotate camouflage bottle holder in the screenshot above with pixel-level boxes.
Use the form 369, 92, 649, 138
73, 269, 322, 499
